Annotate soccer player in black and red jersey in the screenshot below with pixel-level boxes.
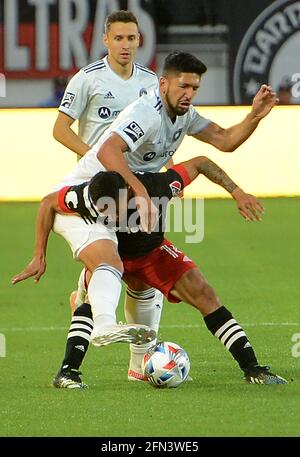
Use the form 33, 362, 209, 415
12, 155, 287, 387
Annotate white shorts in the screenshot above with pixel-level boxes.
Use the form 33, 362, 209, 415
53, 214, 118, 260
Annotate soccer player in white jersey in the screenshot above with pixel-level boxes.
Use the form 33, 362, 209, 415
14, 51, 278, 388
53, 10, 158, 156
52, 10, 165, 382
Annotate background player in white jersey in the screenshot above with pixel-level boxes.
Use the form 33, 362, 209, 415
52, 10, 165, 381
53, 10, 158, 156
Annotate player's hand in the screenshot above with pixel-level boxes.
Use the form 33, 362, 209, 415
251, 84, 279, 119
135, 188, 159, 233
11, 256, 46, 285
231, 188, 264, 221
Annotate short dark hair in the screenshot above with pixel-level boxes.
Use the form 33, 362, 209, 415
104, 10, 138, 33
88, 171, 127, 204
162, 52, 207, 77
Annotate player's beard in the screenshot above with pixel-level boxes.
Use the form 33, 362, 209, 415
165, 92, 189, 116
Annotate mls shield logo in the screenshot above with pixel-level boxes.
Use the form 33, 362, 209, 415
169, 180, 182, 196
61, 92, 75, 108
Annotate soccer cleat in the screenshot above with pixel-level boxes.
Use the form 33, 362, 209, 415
91, 323, 156, 347
52, 368, 88, 389
127, 369, 192, 382
243, 365, 288, 385
128, 369, 146, 381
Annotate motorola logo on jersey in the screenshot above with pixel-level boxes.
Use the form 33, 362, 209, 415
143, 151, 156, 161
123, 121, 144, 143
98, 107, 111, 119
139, 88, 148, 97
61, 92, 75, 108
173, 129, 183, 142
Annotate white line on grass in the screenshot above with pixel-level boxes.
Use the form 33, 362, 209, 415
0, 322, 299, 332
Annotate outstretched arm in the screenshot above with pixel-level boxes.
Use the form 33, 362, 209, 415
11, 193, 60, 284
193, 84, 278, 152
177, 156, 264, 221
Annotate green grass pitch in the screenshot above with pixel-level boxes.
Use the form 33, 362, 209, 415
1, 198, 299, 437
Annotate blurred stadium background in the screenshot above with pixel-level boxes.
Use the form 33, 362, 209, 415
1, 0, 300, 438
1, 0, 300, 106
0, 0, 299, 200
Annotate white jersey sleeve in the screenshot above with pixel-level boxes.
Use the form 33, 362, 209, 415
186, 105, 212, 135
59, 70, 90, 120
109, 98, 160, 153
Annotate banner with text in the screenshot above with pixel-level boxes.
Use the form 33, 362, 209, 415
227, 0, 300, 104
0, 0, 157, 78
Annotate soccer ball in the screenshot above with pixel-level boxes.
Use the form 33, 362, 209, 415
142, 341, 190, 388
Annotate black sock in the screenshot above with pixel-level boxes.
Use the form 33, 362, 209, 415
204, 306, 258, 371
61, 303, 93, 371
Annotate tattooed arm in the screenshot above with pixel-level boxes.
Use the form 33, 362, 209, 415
176, 156, 264, 221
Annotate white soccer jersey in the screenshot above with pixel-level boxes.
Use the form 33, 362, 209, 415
56, 89, 211, 189
115, 90, 211, 172
59, 56, 158, 147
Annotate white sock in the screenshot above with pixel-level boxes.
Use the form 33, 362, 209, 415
125, 287, 164, 372
88, 264, 122, 336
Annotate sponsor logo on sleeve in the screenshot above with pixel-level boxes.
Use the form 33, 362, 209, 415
61, 92, 75, 108
123, 121, 144, 143
169, 180, 182, 196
